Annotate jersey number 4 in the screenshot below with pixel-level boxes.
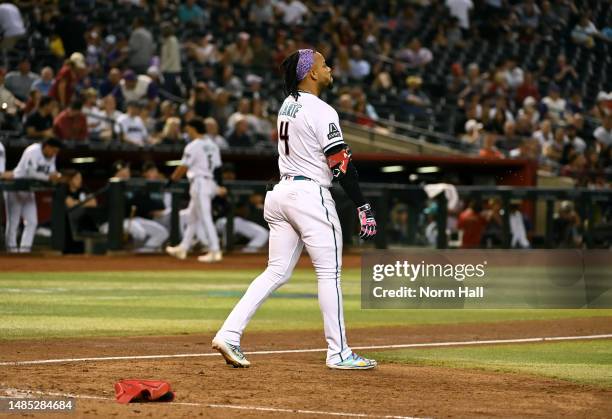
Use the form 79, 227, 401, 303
279, 121, 290, 155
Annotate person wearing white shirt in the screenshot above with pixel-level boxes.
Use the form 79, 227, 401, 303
5, 139, 62, 252
445, 0, 473, 30
274, 0, 309, 25
117, 101, 149, 146
593, 115, 612, 148
0, 2, 25, 63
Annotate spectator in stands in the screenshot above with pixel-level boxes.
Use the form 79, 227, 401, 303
50, 54, 85, 109
114, 70, 157, 111
541, 83, 566, 123
446, 0, 473, 32
250, 33, 272, 72
210, 88, 233, 132
250, 99, 273, 144
489, 96, 514, 134
533, 119, 553, 148
515, 72, 540, 105
396, 38, 433, 70
160, 23, 182, 97
552, 54, 578, 90
510, 138, 540, 160
184, 34, 219, 65
227, 117, 254, 148
502, 56, 524, 90
221, 65, 244, 98
560, 152, 587, 181
158, 117, 185, 145
227, 98, 253, 135
0, 68, 23, 128
479, 132, 504, 158
516, 0, 540, 31
5, 58, 38, 102
482, 198, 503, 247
457, 199, 486, 248
188, 82, 214, 119
275, 0, 310, 25
565, 123, 586, 153
517, 96, 540, 126
553, 201, 582, 247
82, 88, 102, 137
178, 0, 206, 28
352, 87, 380, 127
0, 2, 25, 64
31, 67, 54, 97
594, 114, 612, 150
225, 32, 254, 67
117, 101, 150, 147
591, 91, 611, 120
53, 100, 88, 141
104, 34, 129, 70
24, 96, 56, 140
566, 90, 584, 114
348, 45, 370, 81
128, 18, 154, 75
99, 68, 121, 98
461, 119, 483, 145
543, 126, 566, 165
94, 95, 122, 142
401, 76, 431, 118
250, 0, 275, 27
204, 117, 229, 150
571, 13, 603, 48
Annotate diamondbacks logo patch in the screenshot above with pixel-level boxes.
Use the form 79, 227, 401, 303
327, 123, 341, 140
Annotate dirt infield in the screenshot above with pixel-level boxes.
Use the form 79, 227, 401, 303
0, 253, 362, 272
1, 318, 611, 418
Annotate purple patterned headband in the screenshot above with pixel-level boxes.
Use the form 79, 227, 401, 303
296, 49, 315, 81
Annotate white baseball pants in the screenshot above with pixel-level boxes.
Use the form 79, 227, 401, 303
99, 218, 169, 251
180, 177, 219, 252
215, 217, 269, 250
216, 179, 352, 364
4, 191, 37, 253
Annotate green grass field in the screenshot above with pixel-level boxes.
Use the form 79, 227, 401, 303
0, 269, 610, 339
368, 340, 612, 388
1, 268, 611, 389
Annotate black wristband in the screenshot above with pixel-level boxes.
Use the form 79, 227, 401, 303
338, 160, 366, 207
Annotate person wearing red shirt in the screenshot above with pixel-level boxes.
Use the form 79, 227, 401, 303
457, 200, 487, 248
479, 132, 505, 158
49, 52, 85, 108
53, 100, 88, 141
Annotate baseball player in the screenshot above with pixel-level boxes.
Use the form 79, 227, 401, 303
5, 139, 62, 252
98, 161, 169, 252
166, 117, 225, 263
212, 49, 377, 369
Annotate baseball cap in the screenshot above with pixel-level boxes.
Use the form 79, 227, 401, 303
465, 119, 483, 132
123, 70, 137, 81
70, 52, 86, 69
146, 66, 160, 77
523, 96, 537, 107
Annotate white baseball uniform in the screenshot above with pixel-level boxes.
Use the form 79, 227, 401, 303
179, 137, 222, 252
5, 142, 56, 252
216, 91, 353, 364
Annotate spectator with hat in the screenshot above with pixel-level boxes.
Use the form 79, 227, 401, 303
113, 69, 157, 111
461, 119, 483, 145
49, 53, 85, 109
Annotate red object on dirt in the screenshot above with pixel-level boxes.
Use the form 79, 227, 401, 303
114, 379, 175, 404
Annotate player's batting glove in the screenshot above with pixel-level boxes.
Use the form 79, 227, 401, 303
357, 203, 377, 240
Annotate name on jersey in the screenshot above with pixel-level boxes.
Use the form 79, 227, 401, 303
278, 102, 302, 118
327, 123, 341, 140
36, 164, 51, 174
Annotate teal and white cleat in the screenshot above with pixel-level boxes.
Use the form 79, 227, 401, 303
327, 352, 377, 370
212, 337, 251, 368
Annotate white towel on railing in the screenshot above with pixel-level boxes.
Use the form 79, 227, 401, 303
423, 183, 459, 211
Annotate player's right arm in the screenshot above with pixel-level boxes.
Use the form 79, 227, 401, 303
170, 143, 191, 181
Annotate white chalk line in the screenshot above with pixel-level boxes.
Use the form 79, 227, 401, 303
1, 333, 611, 367
0, 388, 418, 418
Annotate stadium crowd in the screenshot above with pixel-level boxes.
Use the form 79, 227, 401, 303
0, 0, 609, 190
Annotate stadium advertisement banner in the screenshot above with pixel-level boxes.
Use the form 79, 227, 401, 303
361, 250, 612, 309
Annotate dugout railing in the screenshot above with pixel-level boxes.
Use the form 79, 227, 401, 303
1, 179, 611, 252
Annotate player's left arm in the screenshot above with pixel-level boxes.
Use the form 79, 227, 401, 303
320, 103, 377, 241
